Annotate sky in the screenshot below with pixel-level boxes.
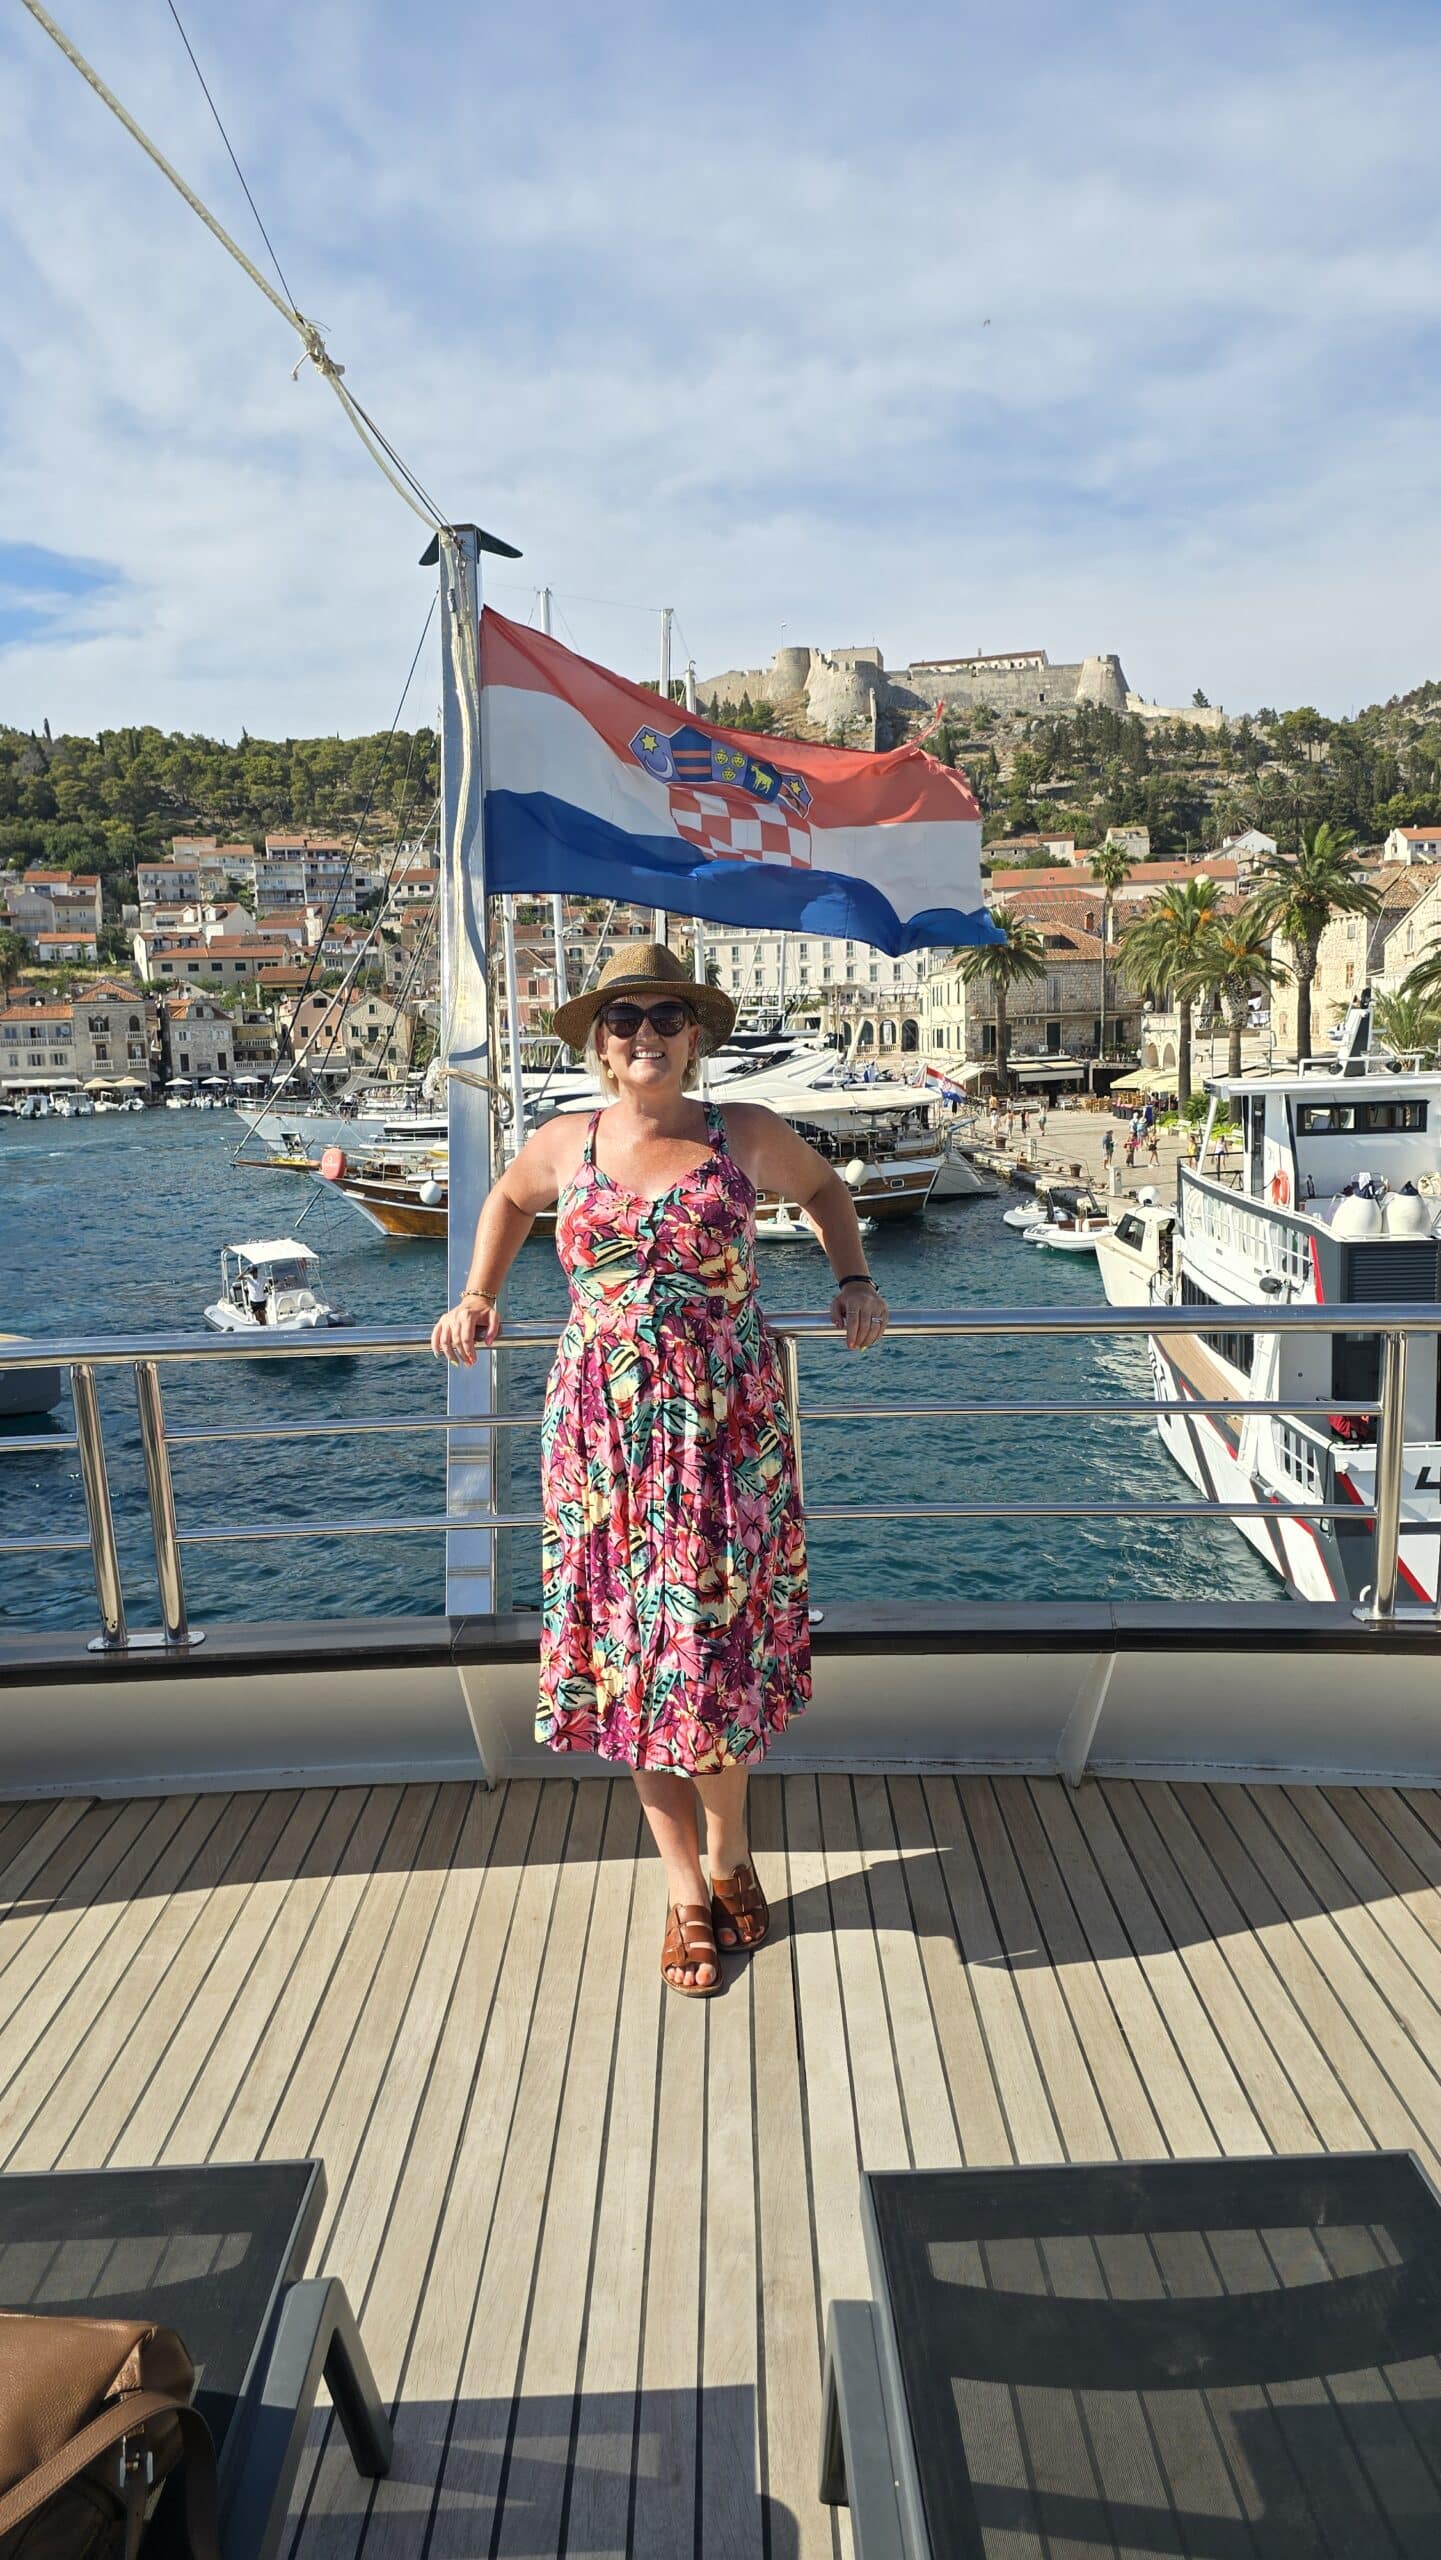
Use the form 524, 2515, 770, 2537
1, 0, 1439, 739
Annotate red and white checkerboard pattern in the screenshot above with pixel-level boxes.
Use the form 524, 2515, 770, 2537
669, 787, 811, 867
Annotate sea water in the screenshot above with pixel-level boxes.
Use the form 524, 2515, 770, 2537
0, 1110, 1277, 1635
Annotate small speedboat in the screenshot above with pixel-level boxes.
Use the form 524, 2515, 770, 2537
752, 1203, 875, 1243
1002, 1199, 1047, 1230
1028, 1213, 1108, 1254
204, 1239, 350, 1332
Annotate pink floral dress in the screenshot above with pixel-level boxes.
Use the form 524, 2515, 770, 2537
537, 1105, 810, 1771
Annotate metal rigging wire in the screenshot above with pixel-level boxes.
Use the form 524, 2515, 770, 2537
161, 0, 298, 314
19, 0, 447, 531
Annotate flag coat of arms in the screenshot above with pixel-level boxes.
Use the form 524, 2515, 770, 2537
480, 609, 1001, 954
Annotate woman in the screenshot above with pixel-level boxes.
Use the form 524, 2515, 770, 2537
431, 944, 888, 1996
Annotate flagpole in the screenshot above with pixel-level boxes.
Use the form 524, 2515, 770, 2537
683, 657, 708, 1087
435, 524, 501, 1617
654, 606, 673, 945
540, 586, 569, 1006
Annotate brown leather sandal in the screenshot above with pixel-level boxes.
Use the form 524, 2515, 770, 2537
661, 1902, 722, 1997
709, 1861, 770, 1950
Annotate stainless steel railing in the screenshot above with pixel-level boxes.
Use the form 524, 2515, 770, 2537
2, 1300, 1439, 1654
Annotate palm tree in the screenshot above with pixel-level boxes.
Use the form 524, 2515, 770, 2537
1374, 983, 1441, 1065
1086, 844, 1132, 1058
1175, 903, 1287, 1080
1248, 823, 1380, 1064
1401, 932, 1441, 1008
1118, 876, 1223, 1108
958, 908, 1046, 1098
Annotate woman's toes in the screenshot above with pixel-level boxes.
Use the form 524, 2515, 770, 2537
716, 1922, 737, 1947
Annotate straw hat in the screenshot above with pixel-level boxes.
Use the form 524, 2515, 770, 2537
551, 941, 736, 1053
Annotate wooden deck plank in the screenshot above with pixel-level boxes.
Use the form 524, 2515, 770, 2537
314, 1784, 577, 2560
562, 1797, 664, 2560
1048, 1781, 1269, 2158
495, 1787, 642, 2560
0, 1791, 242, 2168
961, 1779, 1115, 2161
921, 1776, 1064, 2163
850, 1776, 960, 2172
884, 1777, 1011, 2167
1132, 1782, 1373, 2156
748, 1783, 846, 2560
4, 1774, 1441, 2560
989, 1778, 1173, 2162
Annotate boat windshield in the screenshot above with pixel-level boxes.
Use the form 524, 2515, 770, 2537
251, 1259, 313, 1293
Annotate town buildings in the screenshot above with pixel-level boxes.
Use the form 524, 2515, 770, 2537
0, 982, 157, 1094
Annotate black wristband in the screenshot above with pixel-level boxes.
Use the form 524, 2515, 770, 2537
836, 1272, 876, 1290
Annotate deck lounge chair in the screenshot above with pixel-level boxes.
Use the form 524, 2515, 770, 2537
0, 2160, 389, 2560
822, 2153, 1441, 2557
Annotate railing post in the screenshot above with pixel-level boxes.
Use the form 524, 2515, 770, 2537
71, 1361, 127, 1653
780, 1333, 806, 1507
1360, 1328, 1408, 1625
134, 1359, 200, 1647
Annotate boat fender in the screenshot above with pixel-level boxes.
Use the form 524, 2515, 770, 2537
842, 1159, 866, 1187
319, 1145, 347, 1182
1269, 1169, 1291, 1207
418, 1179, 445, 1206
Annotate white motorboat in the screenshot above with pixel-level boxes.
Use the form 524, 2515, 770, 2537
203, 1239, 350, 1332
1149, 996, 1441, 1606
1002, 1199, 1048, 1230
1094, 1187, 1178, 1306
751, 1203, 875, 1244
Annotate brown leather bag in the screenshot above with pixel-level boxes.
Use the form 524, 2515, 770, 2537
0, 2315, 218, 2560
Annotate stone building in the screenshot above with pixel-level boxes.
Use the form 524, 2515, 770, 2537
685, 926, 923, 1057
159, 993, 236, 1083
0, 982, 157, 1093
695, 640, 1220, 739
921, 922, 1114, 1082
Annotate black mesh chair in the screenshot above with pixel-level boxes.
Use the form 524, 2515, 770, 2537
0, 2161, 389, 2560
822, 2153, 1441, 2558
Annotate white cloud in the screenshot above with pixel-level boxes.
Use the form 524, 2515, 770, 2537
0, 0, 1438, 733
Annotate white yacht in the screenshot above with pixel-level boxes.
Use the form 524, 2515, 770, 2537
1143, 1003, 1441, 1607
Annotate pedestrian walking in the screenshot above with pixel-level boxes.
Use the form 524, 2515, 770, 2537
1146, 1127, 1160, 1167
1101, 1128, 1115, 1168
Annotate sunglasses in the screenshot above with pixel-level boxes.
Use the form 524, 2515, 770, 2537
598, 1000, 695, 1039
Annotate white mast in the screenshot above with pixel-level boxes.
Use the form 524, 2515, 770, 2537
540, 586, 568, 1006
684, 657, 707, 1085
436, 524, 508, 1617
654, 606, 673, 944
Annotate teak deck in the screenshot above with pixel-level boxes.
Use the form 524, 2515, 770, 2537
3, 1770, 1441, 2557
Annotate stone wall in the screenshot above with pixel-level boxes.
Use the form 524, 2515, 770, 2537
696, 642, 1152, 730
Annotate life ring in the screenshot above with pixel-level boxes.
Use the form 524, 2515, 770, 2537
318, 1145, 347, 1183
1270, 1169, 1291, 1208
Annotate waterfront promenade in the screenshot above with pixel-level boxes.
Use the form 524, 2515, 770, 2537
960, 1096, 1199, 1200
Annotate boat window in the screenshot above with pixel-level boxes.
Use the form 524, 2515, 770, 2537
1180, 1272, 1255, 1374
1115, 1216, 1145, 1247
1297, 1101, 1428, 1134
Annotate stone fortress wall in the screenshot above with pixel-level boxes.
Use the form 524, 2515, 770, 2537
696, 642, 1224, 735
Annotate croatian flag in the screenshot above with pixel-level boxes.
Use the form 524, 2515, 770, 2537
481, 609, 1001, 954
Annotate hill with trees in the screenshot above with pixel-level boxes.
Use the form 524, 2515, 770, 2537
924, 681, 1441, 861
4, 674, 1441, 913
0, 722, 438, 915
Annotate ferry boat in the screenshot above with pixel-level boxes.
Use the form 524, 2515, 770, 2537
1131, 1003, 1441, 1607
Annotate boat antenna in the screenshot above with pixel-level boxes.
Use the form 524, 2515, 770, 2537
18, 0, 446, 531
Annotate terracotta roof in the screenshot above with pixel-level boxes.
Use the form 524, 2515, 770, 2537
1397, 826, 1441, 839
0, 1004, 72, 1022
34, 930, 97, 944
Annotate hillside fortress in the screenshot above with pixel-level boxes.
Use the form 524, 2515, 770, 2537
696, 643, 1221, 736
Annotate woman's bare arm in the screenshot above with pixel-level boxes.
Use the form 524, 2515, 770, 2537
722, 1104, 888, 1349
431, 1114, 586, 1365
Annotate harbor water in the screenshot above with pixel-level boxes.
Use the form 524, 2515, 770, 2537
1, 1110, 1278, 1636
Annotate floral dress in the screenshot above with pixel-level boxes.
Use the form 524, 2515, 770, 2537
537, 1105, 810, 1771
